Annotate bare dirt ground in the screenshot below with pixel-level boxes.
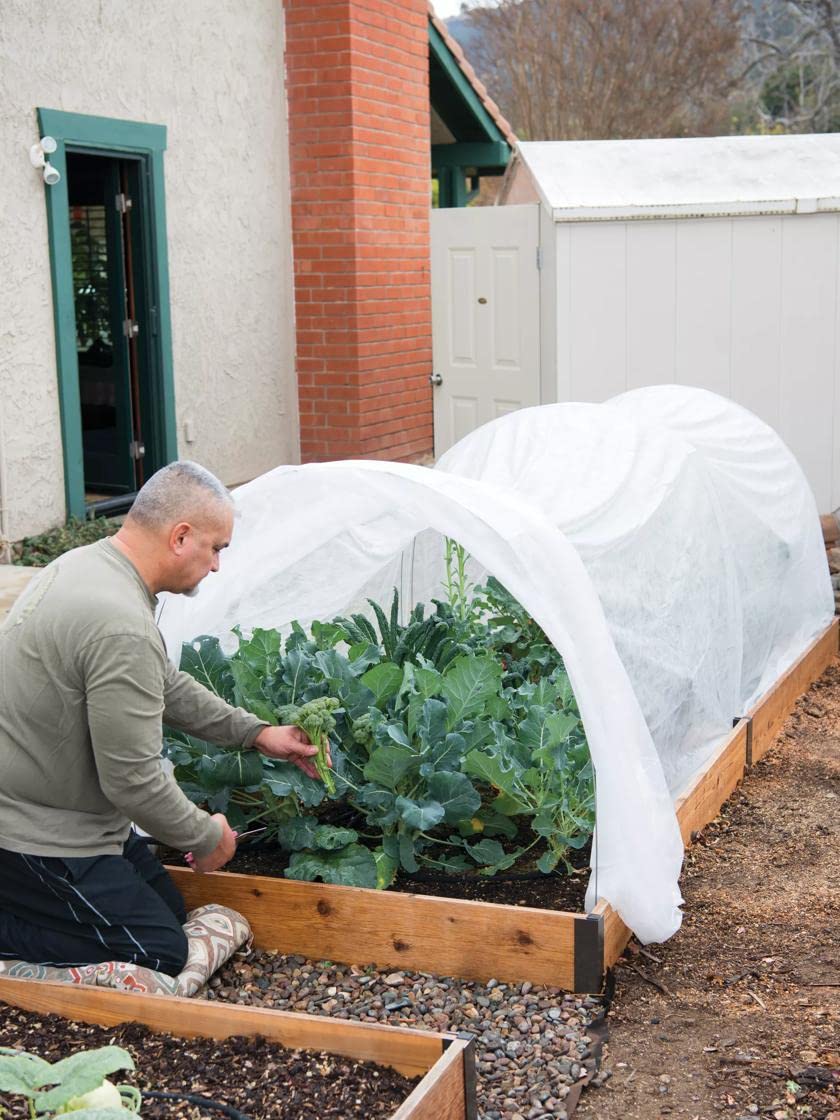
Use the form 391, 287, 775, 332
578, 660, 840, 1120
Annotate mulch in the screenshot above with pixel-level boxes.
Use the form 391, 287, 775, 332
576, 660, 840, 1120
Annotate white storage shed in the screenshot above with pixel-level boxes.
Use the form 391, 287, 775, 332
430, 134, 840, 512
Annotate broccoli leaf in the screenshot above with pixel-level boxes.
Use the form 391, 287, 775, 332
361, 662, 403, 707
286, 844, 377, 888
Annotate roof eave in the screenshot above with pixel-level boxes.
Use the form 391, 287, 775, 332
549, 197, 840, 222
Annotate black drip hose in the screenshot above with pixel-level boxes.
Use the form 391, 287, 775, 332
141, 1089, 252, 1120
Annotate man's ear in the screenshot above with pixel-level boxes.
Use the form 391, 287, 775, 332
170, 521, 192, 554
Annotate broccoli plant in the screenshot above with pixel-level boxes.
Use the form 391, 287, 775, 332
166, 550, 595, 889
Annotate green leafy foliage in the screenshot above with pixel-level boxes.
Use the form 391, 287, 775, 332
167, 541, 594, 888
14, 517, 119, 567
0, 1045, 138, 1116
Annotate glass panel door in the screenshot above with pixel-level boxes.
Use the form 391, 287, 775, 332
67, 152, 139, 498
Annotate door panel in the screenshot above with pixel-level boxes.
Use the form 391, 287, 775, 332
431, 205, 541, 457
68, 154, 136, 493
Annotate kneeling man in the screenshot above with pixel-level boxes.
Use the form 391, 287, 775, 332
0, 462, 323, 976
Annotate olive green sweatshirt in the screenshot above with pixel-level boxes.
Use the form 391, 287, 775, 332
0, 539, 267, 859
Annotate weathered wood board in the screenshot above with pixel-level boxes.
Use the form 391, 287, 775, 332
674, 720, 748, 846
591, 899, 631, 974
169, 865, 586, 991
748, 617, 839, 763
0, 975, 476, 1119
394, 1036, 474, 1120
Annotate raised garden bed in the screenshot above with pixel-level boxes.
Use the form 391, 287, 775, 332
0, 1002, 420, 1119
166, 618, 838, 994
0, 976, 476, 1120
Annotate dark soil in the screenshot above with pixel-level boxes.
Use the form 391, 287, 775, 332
0, 1003, 419, 1119
578, 659, 840, 1120
171, 837, 591, 914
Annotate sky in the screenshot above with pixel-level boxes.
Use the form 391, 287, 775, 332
432, 0, 466, 17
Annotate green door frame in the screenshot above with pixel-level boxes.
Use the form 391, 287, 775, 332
37, 108, 177, 519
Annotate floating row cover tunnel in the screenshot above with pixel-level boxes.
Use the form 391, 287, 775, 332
158, 386, 833, 944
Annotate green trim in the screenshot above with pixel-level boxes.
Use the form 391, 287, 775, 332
428, 22, 509, 146
39, 134, 83, 516
149, 149, 178, 464
432, 141, 510, 170
38, 109, 166, 153
436, 166, 468, 209
36, 108, 175, 517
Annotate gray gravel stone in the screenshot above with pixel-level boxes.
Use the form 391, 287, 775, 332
209, 948, 604, 1119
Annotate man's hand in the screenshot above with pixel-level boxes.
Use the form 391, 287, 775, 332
188, 813, 237, 873
254, 724, 331, 781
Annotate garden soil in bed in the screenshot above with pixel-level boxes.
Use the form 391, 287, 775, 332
577, 659, 840, 1120
0, 1003, 418, 1120
207, 839, 592, 913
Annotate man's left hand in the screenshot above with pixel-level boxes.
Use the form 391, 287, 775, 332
254, 725, 327, 781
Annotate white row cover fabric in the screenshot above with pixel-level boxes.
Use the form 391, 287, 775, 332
437, 386, 833, 796
157, 387, 831, 946
158, 460, 685, 944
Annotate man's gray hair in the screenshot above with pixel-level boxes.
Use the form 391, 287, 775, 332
128, 461, 233, 529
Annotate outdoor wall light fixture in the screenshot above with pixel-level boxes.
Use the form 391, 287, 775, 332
29, 136, 60, 185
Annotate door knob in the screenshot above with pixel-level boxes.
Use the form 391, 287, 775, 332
429, 372, 443, 386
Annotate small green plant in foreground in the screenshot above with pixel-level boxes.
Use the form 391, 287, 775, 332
0, 1044, 140, 1117
15, 517, 119, 567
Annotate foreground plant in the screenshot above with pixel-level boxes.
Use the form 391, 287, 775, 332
0, 1045, 140, 1118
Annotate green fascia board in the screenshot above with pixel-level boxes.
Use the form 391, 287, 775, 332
148, 149, 178, 464
37, 131, 83, 516
432, 141, 510, 171
36, 107, 175, 518
38, 108, 166, 153
428, 21, 509, 148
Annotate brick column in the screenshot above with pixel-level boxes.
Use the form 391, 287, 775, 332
284, 0, 433, 462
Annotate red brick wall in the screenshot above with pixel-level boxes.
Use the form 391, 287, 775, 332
285, 0, 433, 462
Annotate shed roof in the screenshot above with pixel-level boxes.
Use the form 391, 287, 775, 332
515, 134, 840, 222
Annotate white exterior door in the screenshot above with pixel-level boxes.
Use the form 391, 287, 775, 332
431, 204, 541, 457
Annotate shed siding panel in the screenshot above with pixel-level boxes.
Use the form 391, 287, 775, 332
674, 221, 733, 397
555, 224, 573, 401
546, 209, 840, 509
568, 224, 627, 400
626, 222, 676, 388
730, 218, 783, 432
778, 213, 838, 510
539, 204, 558, 405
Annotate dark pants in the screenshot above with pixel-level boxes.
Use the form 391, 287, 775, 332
0, 833, 188, 976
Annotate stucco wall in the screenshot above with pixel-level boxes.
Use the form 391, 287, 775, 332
0, 0, 297, 542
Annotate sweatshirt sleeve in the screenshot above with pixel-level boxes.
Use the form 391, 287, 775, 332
162, 658, 269, 748
82, 632, 222, 858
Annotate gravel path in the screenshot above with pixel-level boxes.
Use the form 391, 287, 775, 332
208, 952, 607, 1120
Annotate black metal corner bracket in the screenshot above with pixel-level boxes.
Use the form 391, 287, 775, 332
574, 912, 605, 994
733, 715, 754, 768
